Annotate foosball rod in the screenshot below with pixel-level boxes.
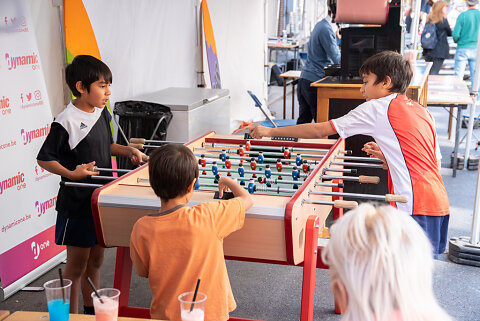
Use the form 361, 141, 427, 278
93, 167, 133, 174
199, 158, 299, 170
302, 199, 358, 209
60, 181, 103, 188
317, 175, 380, 184
213, 167, 308, 178
329, 161, 384, 169
308, 190, 408, 203
130, 138, 184, 145
195, 147, 327, 159
194, 153, 319, 165
86, 175, 118, 181
199, 182, 296, 194
202, 141, 352, 155
335, 156, 383, 163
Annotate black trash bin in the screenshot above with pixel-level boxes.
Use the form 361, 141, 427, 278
113, 100, 173, 169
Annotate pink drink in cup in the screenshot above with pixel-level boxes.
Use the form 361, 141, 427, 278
178, 291, 207, 321
91, 288, 120, 321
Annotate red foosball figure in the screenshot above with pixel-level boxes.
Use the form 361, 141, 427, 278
302, 159, 309, 174
276, 159, 283, 180
199, 154, 207, 175
250, 157, 257, 178
225, 156, 232, 176
237, 145, 245, 157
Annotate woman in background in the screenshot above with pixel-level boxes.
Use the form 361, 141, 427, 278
423, 1, 452, 75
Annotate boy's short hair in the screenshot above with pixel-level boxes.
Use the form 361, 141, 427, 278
148, 144, 199, 201
359, 51, 413, 94
65, 55, 112, 97
322, 204, 452, 321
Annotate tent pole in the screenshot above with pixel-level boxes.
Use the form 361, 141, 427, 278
469, 23, 480, 245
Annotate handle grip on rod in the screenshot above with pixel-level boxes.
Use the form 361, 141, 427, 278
130, 138, 146, 144
333, 200, 358, 209
141, 152, 149, 162
358, 175, 380, 184
385, 194, 409, 203
129, 143, 144, 150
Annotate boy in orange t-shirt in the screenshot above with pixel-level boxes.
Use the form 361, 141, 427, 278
130, 144, 253, 321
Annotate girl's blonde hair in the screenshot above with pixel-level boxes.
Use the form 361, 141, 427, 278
426, 1, 449, 24
321, 203, 452, 321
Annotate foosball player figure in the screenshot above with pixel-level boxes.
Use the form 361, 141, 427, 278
284, 147, 291, 160
247, 179, 256, 194
245, 140, 251, 151
276, 159, 283, 180
257, 151, 264, 171
296, 153, 302, 166
265, 164, 272, 187
302, 159, 310, 174
292, 166, 299, 189
225, 156, 232, 176
212, 161, 219, 176
237, 145, 245, 157
220, 149, 228, 165
199, 154, 207, 175
214, 173, 222, 184
238, 163, 245, 185
250, 157, 257, 178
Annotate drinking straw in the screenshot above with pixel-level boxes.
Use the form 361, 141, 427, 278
189, 279, 201, 312
58, 268, 66, 304
87, 277, 104, 304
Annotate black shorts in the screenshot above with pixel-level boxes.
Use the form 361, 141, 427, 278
55, 213, 97, 248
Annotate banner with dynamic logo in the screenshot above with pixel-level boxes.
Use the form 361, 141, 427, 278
0, 0, 65, 300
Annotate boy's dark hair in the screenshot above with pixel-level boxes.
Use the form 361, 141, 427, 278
148, 144, 199, 201
359, 51, 413, 94
65, 55, 112, 97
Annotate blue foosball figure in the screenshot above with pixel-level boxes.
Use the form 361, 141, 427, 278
265, 164, 272, 187
257, 151, 264, 170
212, 161, 218, 176
292, 166, 299, 189
247, 179, 256, 194
238, 163, 245, 186
220, 149, 227, 164
296, 154, 302, 166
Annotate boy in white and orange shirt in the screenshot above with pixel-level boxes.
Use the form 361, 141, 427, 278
130, 144, 253, 321
251, 50, 449, 256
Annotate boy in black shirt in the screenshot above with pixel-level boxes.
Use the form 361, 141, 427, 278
37, 55, 143, 314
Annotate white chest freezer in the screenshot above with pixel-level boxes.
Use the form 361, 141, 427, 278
129, 87, 230, 142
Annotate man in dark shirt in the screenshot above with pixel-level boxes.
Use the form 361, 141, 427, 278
297, 10, 340, 124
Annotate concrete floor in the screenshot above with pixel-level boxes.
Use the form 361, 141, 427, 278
1, 86, 480, 320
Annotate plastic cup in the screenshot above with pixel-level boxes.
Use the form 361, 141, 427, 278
178, 291, 207, 321
91, 288, 120, 321
44, 279, 72, 321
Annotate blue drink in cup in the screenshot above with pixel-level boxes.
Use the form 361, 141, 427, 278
44, 278, 72, 321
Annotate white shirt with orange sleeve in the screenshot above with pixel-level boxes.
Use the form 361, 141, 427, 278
330, 93, 449, 216
130, 197, 245, 321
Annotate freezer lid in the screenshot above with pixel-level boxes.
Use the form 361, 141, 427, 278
129, 87, 230, 111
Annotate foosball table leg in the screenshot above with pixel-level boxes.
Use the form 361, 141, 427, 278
300, 215, 320, 321
332, 179, 343, 221
114, 247, 150, 318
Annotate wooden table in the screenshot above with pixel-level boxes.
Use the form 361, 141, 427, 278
0, 311, 9, 321
427, 75, 474, 177
311, 62, 432, 124
4, 311, 165, 320
280, 70, 301, 119
268, 41, 305, 70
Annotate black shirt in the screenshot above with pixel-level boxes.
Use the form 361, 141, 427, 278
37, 103, 113, 218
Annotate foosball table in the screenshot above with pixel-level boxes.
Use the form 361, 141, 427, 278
88, 132, 405, 321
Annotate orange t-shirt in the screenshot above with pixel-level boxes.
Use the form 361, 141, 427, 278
130, 197, 245, 321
